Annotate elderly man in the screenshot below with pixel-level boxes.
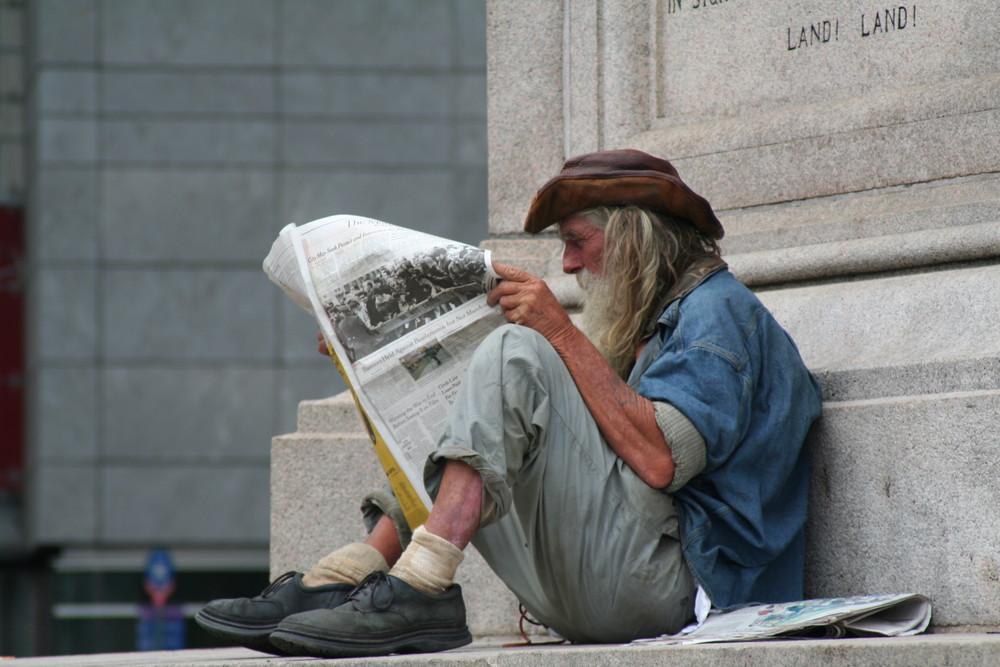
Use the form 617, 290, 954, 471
196, 150, 822, 657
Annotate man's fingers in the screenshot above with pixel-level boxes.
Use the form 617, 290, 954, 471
496, 296, 518, 316
487, 277, 523, 306
488, 262, 540, 307
316, 331, 331, 356
491, 261, 531, 282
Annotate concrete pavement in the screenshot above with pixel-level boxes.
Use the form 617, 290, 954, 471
11, 632, 1000, 666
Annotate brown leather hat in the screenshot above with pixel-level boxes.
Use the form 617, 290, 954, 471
523, 149, 723, 239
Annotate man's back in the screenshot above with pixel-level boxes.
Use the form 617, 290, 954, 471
637, 269, 823, 609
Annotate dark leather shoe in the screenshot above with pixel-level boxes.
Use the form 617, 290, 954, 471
269, 571, 472, 658
194, 572, 353, 654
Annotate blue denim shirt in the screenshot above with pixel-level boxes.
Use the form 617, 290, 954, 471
628, 269, 822, 610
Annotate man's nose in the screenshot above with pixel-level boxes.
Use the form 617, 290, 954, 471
562, 247, 582, 274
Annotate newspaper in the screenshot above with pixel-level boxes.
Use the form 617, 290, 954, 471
633, 594, 932, 645
263, 214, 505, 528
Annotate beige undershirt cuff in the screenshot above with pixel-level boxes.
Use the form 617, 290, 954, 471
653, 401, 707, 493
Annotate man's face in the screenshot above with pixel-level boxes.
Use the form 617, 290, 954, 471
558, 215, 606, 276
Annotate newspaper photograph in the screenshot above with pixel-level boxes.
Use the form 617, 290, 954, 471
264, 215, 505, 521
632, 594, 932, 645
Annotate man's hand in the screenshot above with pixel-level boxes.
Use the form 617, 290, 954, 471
487, 262, 576, 345
316, 331, 330, 356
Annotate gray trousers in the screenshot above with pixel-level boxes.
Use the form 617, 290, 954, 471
364, 324, 695, 643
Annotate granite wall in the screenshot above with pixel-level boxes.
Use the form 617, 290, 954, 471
482, 0, 999, 629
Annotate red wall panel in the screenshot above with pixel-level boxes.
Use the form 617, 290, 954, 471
0, 206, 24, 491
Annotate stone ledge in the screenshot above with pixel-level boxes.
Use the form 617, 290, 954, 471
274, 386, 1000, 632
730, 219, 1000, 286
484, 175, 1000, 292
646, 74, 1000, 163
270, 433, 380, 576
295, 393, 364, 434
813, 358, 1000, 403
721, 175, 1000, 253
629, 73, 1000, 212
757, 264, 1000, 381
12, 633, 1000, 666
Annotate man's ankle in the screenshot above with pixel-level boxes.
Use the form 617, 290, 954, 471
389, 525, 464, 595
302, 542, 388, 587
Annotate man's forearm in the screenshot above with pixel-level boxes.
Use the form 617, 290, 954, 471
548, 325, 676, 489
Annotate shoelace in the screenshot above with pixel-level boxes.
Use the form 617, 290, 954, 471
503, 605, 566, 647
260, 571, 297, 598
346, 570, 395, 610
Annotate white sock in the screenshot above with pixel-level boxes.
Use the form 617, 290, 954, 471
302, 542, 388, 587
389, 525, 464, 595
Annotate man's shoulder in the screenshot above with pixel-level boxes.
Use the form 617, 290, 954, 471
662, 269, 783, 358
691, 267, 751, 295
677, 269, 763, 317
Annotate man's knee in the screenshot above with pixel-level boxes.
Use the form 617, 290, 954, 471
474, 324, 561, 374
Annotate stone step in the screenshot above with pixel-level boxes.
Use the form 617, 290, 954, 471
756, 264, 1000, 397
296, 392, 364, 433
805, 389, 1000, 628
12, 633, 1000, 666
272, 386, 1000, 636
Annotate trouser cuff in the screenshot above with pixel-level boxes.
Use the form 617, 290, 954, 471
361, 481, 413, 549
425, 445, 509, 527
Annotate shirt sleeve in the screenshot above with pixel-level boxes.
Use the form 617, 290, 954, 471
652, 400, 707, 493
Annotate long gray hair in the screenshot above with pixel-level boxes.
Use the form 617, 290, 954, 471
577, 206, 721, 377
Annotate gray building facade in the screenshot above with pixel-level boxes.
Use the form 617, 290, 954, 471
1, 0, 487, 656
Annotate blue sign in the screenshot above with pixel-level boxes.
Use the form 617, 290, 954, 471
137, 548, 185, 651
143, 548, 176, 608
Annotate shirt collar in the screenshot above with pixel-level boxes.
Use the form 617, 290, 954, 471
642, 256, 728, 338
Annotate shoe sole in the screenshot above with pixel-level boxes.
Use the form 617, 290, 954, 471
269, 625, 473, 658
194, 609, 289, 655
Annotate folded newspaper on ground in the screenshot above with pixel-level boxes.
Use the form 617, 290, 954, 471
633, 594, 931, 645
263, 215, 504, 529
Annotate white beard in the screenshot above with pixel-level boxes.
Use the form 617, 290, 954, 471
576, 270, 618, 364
